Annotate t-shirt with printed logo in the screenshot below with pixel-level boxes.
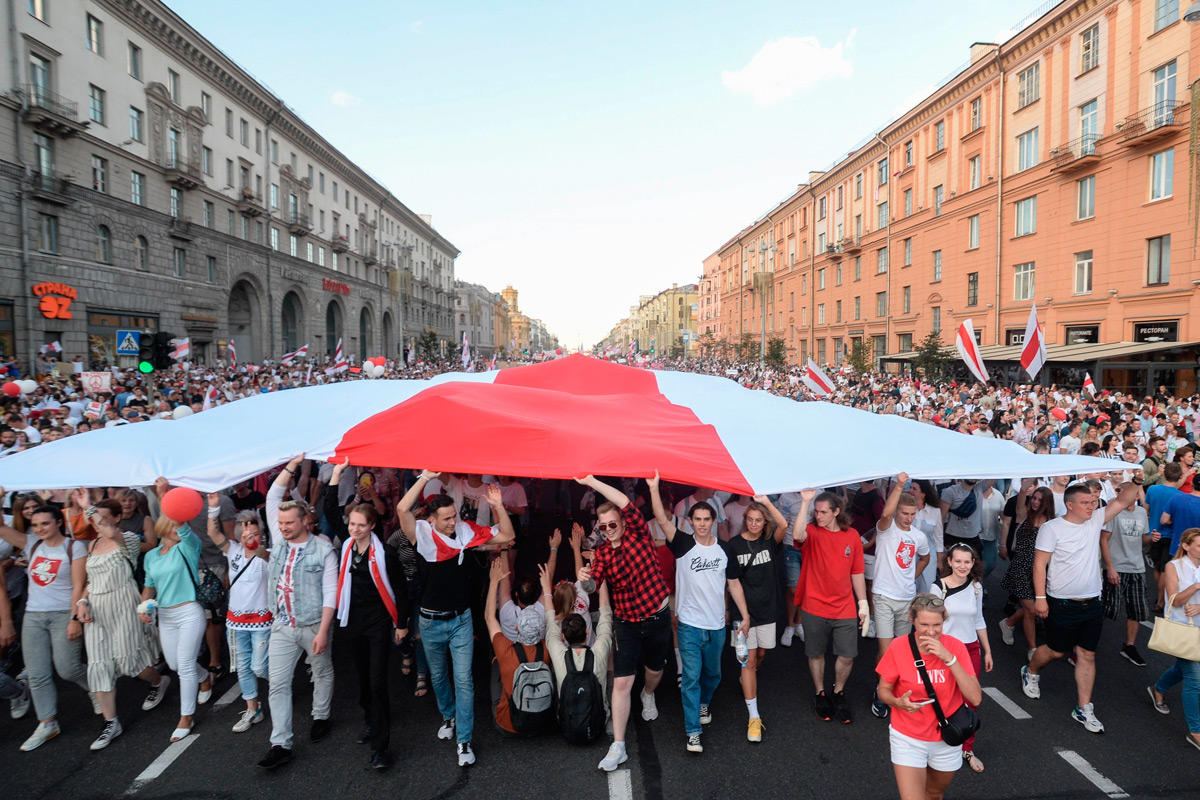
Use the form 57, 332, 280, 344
871, 520, 931, 603
667, 531, 741, 630
25, 533, 87, 613
876, 634, 973, 742
796, 525, 864, 620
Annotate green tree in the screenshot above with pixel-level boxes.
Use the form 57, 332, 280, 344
736, 332, 758, 362
765, 337, 787, 367
846, 339, 874, 374
697, 330, 718, 357
417, 328, 440, 358
911, 332, 951, 380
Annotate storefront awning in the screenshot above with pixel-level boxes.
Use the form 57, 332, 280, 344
884, 340, 1198, 363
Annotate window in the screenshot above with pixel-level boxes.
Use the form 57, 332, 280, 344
836, 300, 842, 322
206, 256, 216, 283
307, 165, 314, 185
1155, 0, 1180, 32
934, 121, 945, 152
88, 84, 105, 124
1080, 100, 1098, 153
173, 248, 185, 278
902, 286, 911, 314
970, 98, 982, 131
270, 139, 278, 164
240, 118, 248, 147
307, 242, 314, 262
28, 0, 45, 21
270, 184, 279, 208
904, 189, 913, 217
1155, 62, 1178, 125
933, 250, 943, 282
318, 246, 326, 267
170, 187, 180, 218
1018, 62, 1040, 108
969, 155, 981, 190
1017, 128, 1039, 171
240, 216, 248, 240
836, 185, 844, 210
227, 209, 234, 234
1014, 262, 1035, 300
95, 225, 111, 262
878, 201, 889, 229
1073, 250, 1094, 294
818, 268, 826, 289
91, 155, 106, 192
270, 227, 279, 251
167, 128, 179, 166
878, 158, 889, 186
855, 173, 863, 198
167, 70, 180, 104
86, 14, 102, 55
255, 129, 261, 154
931, 306, 941, 334
289, 234, 298, 257
202, 200, 213, 228
968, 215, 980, 249
905, 141, 913, 167
319, 172, 325, 193
933, 185, 943, 216
967, 272, 978, 306
201, 146, 212, 175
39, 213, 56, 252
127, 42, 142, 80
817, 304, 825, 324
200, 92, 211, 123
130, 171, 144, 205
876, 291, 888, 317
225, 108, 233, 137
290, 152, 297, 172
877, 247, 889, 274
1077, 175, 1096, 220
854, 214, 862, 238
1151, 149, 1174, 199
129, 106, 143, 141
1081, 24, 1100, 73
1148, 235, 1171, 284
854, 296, 861, 320
819, 197, 827, 219
333, 181, 339, 201
331, 251, 338, 271
854, 257, 862, 281
135, 236, 148, 270
898, 333, 913, 352
903, 238, 912, 266
1015, 196, 1037, 236
835, 263, 842, 285
818, 232, 826, 252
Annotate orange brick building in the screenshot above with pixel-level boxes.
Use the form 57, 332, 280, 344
702, 0, 1200, 394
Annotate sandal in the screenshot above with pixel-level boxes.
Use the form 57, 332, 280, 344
414, 674, 429, 697
964, 751, 984, 773
400, 654, 414, 676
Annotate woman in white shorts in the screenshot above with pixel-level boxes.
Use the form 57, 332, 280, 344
876, 594, 981, 800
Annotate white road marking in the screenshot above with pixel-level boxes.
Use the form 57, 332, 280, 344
212, 682, 242, 710
1056, 749, 1129, 799
1141, 620, 1154, 630
124, 735, 199, 795
607, 768, 633, 800
982, 686, 1032, 720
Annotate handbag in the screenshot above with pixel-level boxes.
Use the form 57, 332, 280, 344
1148, 594, 1200, 662
908, 633, 981, 747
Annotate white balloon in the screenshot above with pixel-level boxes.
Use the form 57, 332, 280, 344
18, 380, 37, 394
171, 405, 193, 420
372, 363, 386, 378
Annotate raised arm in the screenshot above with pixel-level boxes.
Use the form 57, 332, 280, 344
570, 522, 586, 577
484, 556, 507, 640
205, 493, 230, 552
876, 472, 908, 533
754, 495, 788, 544
574, 474, 629, 510
397, 469, 438, 545
546, 527, 562, 580
647, 470, 677, 542
1103, 474, 1143, 524
792, 489, 817, 545
485, 484, 515, 545
267, 454, 305, 547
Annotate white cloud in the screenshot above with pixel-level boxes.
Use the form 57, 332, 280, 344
331, 90, 361, 107
721, 34, 854, 105
994, 28, 1017, 44
410, 20, 423, 34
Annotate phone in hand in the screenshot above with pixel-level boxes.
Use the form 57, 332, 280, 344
358, 473, 375, 490
912, 698, 936, 707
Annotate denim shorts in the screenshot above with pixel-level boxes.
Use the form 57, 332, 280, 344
783, 547, 802, 588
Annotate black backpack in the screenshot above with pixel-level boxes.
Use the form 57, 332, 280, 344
508, 642, 555, 735
558, 648, 605, 745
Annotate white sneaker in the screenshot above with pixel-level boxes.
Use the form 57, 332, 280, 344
796, 624, 805, 642
1072, 703, 1105, 733
598, 741, 628, 771
699, 704, 712, 725
90, 718, 122, 751
999, 619, 1015, 646
640, 690, 659, 721
437, 718, 456, 740
20, 720, 60, 752
142, 675, 170, 711
89, 692, 102, 715
457, 741, 475, 767
686, 733, 703, 753
232, 707, 264, 733
1021, 666, 1041, 699
10, 673, 30, 719
780, 626, 794, 647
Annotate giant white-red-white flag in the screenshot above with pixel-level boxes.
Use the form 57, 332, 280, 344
227, 339, 237, 366
1083, 372, 1097, 397
325, 339, 347, 375
803, 359, 835, 397
1020, 305, 1047, 380
955, 320, 989, 384
281, 344, 308, 365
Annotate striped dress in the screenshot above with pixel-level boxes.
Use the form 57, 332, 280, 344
84, 531, 160, 692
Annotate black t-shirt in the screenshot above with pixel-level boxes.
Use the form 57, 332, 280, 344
232, 490, 265, 511
724, 533, 781, 626
417, 552, 475, 614
1002, 496, 1019, 551
348, 543, 408, 627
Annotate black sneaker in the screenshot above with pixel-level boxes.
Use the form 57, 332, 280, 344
870, 691, 890, 719
814, 691, 833, 721
356, 725, 372, 745
369, 750, 391, 770
257, 745, 292, 770
831, 691, 853, 724
310, 719, 331, 743
1121, 644, 1148, 667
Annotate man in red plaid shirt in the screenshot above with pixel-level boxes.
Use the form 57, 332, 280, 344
576, 475, 670, 772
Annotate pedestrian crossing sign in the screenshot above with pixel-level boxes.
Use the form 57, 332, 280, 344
116, 329, 140, 355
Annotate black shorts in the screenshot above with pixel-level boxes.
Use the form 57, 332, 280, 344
613, 604, 672, 678
1044, 596, 1103, 654
1148, 538, 1173, 572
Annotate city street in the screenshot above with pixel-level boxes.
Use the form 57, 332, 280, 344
4, 565, 1198, 800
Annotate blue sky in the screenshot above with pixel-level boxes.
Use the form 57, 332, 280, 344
166, 0, 1050, 347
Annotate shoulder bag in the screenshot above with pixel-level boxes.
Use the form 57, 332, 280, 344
1148, 593, 1200, 662
908, 632, 980, 747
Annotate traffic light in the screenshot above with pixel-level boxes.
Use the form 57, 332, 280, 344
137, 333, 155, 374
152, 332, 175, 370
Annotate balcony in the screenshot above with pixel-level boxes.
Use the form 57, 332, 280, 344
1050, 134, 1101, 173
287, 211, 311, 235
22, 85, 88, 137
825, 243, 843, 262
364, 244, 379, 266
839, 235, 862, 254
168, 215, 194, 240
236, 189, 263, 217
28, 172, 73, 205
164, 156, 202, 190
1119, 101, 1187, 146
331, 235, 349, 254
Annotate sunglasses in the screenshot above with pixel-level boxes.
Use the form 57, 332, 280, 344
912, 596, 945, 609
594, 521, 620, 533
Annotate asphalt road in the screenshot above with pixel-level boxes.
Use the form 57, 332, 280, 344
5, 566, 1200, 800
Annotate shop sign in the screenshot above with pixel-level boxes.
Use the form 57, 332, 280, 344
1006, 328, 1026, 346
1134, 320, 1178, 343
323, 278, 350, 295
32, 281, 77, 319
1064, 325, 1100, 345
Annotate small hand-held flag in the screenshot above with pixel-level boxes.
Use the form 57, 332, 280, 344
170, 337, 190, 361
803, 359, 835, 397
325, 339, 347, 375
1083, 372, 1097, 397
227, 339, 237, 365
281, 344, 308, 365
1019, 305, 1047, 380
955, 320, 989, 384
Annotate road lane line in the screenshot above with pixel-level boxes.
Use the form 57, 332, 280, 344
212, 682, 241, 710
982, 686, 1032, 720
1056, 749, 1129, 799
608, 768, 633, 800
124, 735, 199, 796
1141, 620, 1154, 630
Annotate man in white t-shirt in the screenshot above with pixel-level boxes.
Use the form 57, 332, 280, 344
864, 473, 929, 720
673, 488, 728, 540
1058, 423, 1082, 456
649, 472, 749, 755
1021, 476, 1142, 734
443, 475, 495, 528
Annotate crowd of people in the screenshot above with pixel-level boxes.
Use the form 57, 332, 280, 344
0, 351, 1198, 798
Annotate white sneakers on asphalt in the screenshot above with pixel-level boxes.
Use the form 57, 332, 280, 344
998, 619, 1015, 646
90, 718, 122, 750
598, 741, 628, 771
232, 707, 264, 733
142, 675, 170, 711
20, 720, 60, 752
640, 690, 658, 721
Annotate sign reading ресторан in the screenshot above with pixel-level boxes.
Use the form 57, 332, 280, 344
1134, 320, 1178, 343
323, 278, 350, 295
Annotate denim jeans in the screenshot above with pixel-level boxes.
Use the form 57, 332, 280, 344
420, 609, 474, 744
232, 628, 270, 701
677, 622, 723, 736
23, 610, 89, 721
1156, 657, 1200, 734
0, 654, 22, 701
405, 577, 429, 677
980, 538, 998, 579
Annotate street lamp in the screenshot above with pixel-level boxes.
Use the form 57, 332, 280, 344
1186, 2, 1200, 22
756, 241, 777, 362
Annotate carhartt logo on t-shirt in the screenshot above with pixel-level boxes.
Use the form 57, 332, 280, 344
689, 556, 725, 572
29, 556, 62, 587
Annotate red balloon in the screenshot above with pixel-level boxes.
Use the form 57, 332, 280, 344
1050, 407, 1067, 421
1, 382, 19, 397
160, 487, 204, 522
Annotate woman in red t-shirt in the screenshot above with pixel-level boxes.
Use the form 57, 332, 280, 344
876, 594, 981, 800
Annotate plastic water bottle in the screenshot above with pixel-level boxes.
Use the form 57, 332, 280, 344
734, 629, 749, 667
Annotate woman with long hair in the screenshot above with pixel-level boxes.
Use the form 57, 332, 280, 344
999, 481, 1055, 660
76, 497, 165, 750
1147, 527, 1200, 750
910, 481, 943, 594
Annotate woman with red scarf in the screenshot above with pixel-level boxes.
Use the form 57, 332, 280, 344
326, 459, 409, 770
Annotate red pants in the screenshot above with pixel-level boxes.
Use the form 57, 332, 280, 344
963, 639, 982, 751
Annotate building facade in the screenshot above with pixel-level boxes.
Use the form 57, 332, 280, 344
598, 283, 698, 357
1, 0, 458, 369
500, 285, 530, 354
708, 0, 1200, 395
454, 279, 497, 358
